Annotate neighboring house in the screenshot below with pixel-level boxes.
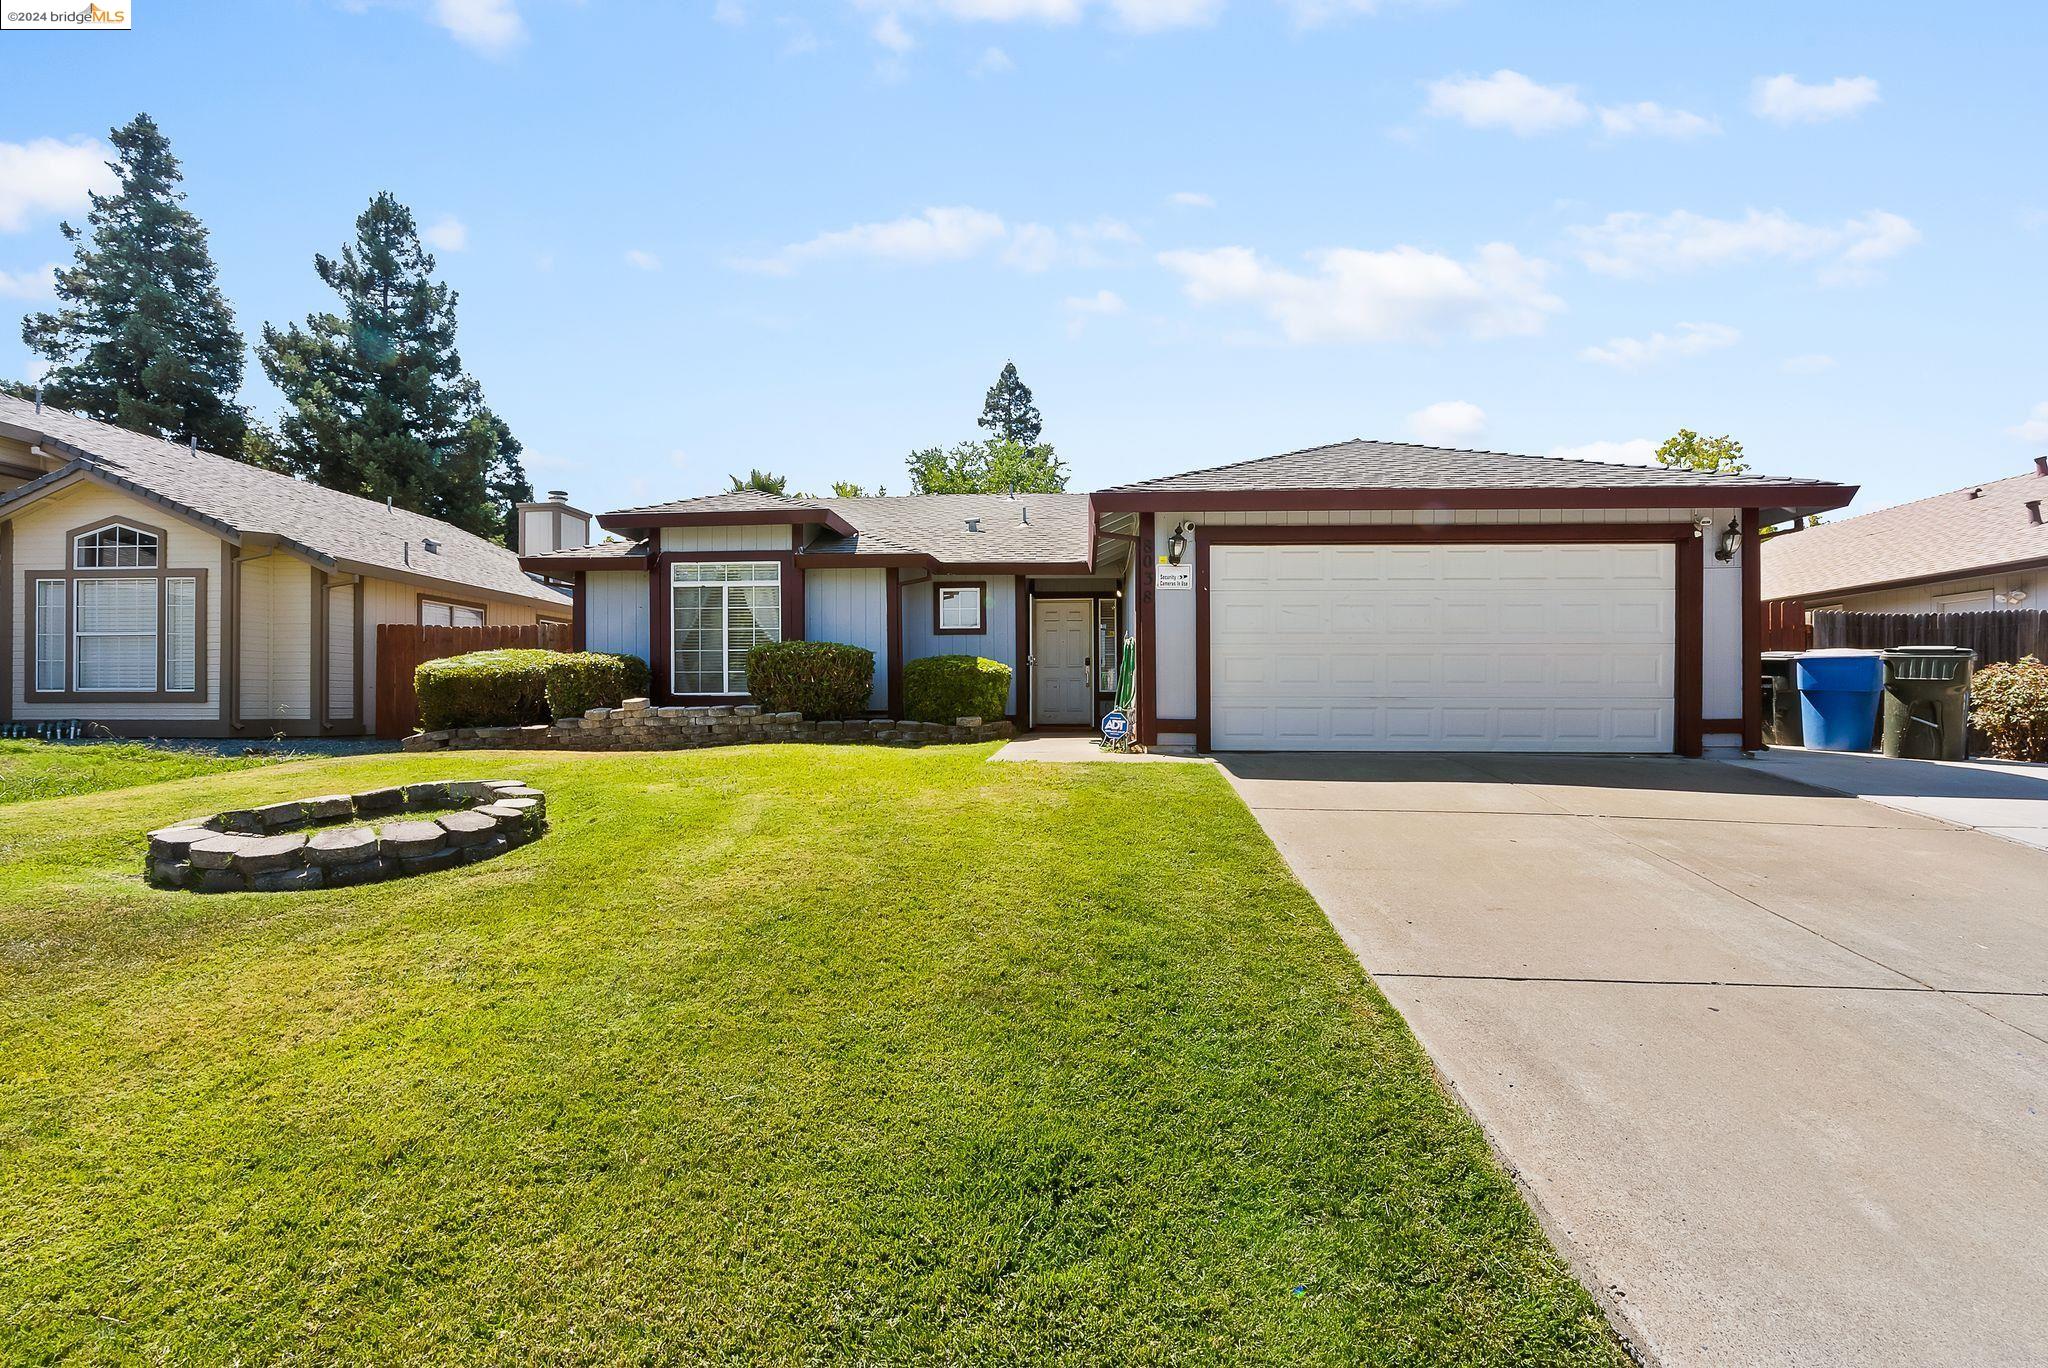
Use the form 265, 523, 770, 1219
0, 393, 571, 738
1762, 457, 2048, 614
525, 440, 1853, 754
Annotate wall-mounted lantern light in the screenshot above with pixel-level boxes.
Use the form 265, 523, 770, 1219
1715, 518, 1741, 563
1167, 520, 1194, 565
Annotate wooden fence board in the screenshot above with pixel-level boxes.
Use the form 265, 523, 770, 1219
1761, 599, 1812, 651
1807, 609, 2047, 665
375, 622, 574, 738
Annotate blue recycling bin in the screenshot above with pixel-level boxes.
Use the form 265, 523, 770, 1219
1795, 650, 1885, 751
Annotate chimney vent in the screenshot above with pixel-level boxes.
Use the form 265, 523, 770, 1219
965, 518, 982, 533
2027, 499, 2043, 526
548, 489, 569, 503
1968, 488, 1983, 500
2035, 456, 2048, 477
423, 537, 442, 555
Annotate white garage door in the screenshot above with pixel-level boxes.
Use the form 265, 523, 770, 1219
1208, 541, 1675, 752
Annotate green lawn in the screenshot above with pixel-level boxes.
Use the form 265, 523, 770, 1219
0, 744, 1621, 1364
0, 738, 286, 807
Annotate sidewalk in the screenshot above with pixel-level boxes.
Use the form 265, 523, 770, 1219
1725, 746, 2048, 852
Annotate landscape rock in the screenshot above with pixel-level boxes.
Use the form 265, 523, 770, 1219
378, 820, 447, 860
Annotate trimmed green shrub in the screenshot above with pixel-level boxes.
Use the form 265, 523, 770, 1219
415, 649, 555, 731
1969, 655, 2048, 760
543, 652, 652, 719
747, 641, 875, 720
903, 654, 1010, 724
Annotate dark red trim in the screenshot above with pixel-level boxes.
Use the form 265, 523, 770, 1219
571, 572, 587, 652
931, 581, 987, 635
1137, 513, 1156, 746
1015, 576, 1031, 727
1091, 485, 1859, 515
598, 508, 857, 536
519, 554, 648, 573
1676, 537, 1703, 758
1194, 536, 1212, 751
649, 557, 669, 705
1702, 718, 1746, 732
1197, 522, 1696, 545
794, 553, 1093, 575
1741, 509, 1762, 751
886, 567, 904, 720
1154, 717, 1197, 732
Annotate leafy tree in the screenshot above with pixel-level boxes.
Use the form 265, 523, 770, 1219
906, 438, 1068, 494
830, 479, 885, 497
728, 468, 788, 494
977, 361, 1042, 447
1655, 429, 1748, 475
20, 113, 249, 455
257, 192, 530, 543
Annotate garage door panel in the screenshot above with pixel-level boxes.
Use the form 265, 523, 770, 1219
1207, 540, 1676, 752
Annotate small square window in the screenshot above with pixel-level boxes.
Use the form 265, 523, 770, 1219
935, 584, 984, 634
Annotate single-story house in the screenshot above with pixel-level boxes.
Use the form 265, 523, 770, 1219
525, 440, 1854, 755
0, 392, 572, 738
1762, 457, 2048, 613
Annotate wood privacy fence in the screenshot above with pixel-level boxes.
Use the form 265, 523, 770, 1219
1807, 609, 2048, 665
375, 622, 574, 738
1762, 599, 1812, 651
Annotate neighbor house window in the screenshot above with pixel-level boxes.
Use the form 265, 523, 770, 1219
420, 598, 486, 628
933, 583, 985, 635
73, 523, 159, 569
74, 578, 160, 692
672, 561, 781, 694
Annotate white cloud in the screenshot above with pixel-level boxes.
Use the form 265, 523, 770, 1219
777, 15, 820, 54
0, 137, 114, 233
1281, 0, 1425, 25
971, 45, 1013, 74
1157, 241, 1561, 344
739, 207, 1136, 275
1597, 101, 1718, 139
624, 249, 662, 271
852, 0, 1216, 31
432, 0, 525, 55
1063, 287, 1126, 335
1107, 0, 1222, 30
1406, 400, 1486, 445
0, 262, 58, 299
1580, 320, 1740, 370
712, 0, 746, 23
1424, 70, 1587, 136
872, 11, 915, 50
422, 215, 468, 251
2007, 403, 2048, 444
1570, 207, 1919, 284
1168, 190, 1215, 209
1781, 353, 1836, 375
1549, 438, 1658, 466
1751, 74, 1880, 124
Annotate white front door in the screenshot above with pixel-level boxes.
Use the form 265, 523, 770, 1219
1207, 541, 1676, 752
1033, 598, 1094, 725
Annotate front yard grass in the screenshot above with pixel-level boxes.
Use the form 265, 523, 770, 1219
0, 738, 284, 806
0, 744, 1622, 1364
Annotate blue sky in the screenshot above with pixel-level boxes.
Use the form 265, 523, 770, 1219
4, 0, 2045, 517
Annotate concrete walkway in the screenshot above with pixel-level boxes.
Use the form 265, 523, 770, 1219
1730, 746, 2048, 852
988, 733, 1210, 763
1219, 752, 2048, 1368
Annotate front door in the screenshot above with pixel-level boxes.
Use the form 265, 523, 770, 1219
1033, 598, 1094, 726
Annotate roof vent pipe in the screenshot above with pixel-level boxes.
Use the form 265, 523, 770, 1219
2029, 500, 2043, 526
965, 518, 982, 533
1968, 488, 1983, 500
2036, 455, 2048, 477
1018, 504, 1029, 525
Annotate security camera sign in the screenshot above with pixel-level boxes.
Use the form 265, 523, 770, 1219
1156, 565, 1192, 590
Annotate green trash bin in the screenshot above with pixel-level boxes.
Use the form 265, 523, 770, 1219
1879, 647, 1975, 760
1761, 651, 1803, 746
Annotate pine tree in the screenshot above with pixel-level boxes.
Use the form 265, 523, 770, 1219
258, 193, 530, 544
21, 113, 249, 454
977, 361, 1042, 446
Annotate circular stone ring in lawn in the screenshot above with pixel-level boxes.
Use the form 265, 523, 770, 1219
145, 780, 548, 893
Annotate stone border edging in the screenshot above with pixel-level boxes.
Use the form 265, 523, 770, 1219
146, 780, 548, 893
401, 698, 1014, 753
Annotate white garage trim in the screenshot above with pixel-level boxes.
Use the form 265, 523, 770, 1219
1195, 524, 1703, 754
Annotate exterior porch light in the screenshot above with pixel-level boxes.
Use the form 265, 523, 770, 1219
1166, 520, 1194, 565
1715, 518, 1740, 563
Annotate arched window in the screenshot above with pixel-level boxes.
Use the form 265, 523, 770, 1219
73, 523, 160, 570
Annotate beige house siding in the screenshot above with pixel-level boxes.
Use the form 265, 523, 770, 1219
328, 580, 358, 722
237, 553, 316, 722
7, 482, 225, 723
660, 524, 790, 552
1811, 571, 2044, 615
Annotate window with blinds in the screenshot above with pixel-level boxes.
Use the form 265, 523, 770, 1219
75, 578, 159, 692
421, 599, 487, 628
672, 562, 781, 695
34, 581, 65, 693
165, 578, 198, 692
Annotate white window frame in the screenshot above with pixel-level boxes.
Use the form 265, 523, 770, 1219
1095, 598, 1118, 694
164, 576, 198, 693
73, 576, 160, 693
33, 579, 66, 694
1932, 590, 1997, 614
671, 561, 782, 696
936, 583, 985, 634
420, 598, 487, 628
72, 522, 161, 570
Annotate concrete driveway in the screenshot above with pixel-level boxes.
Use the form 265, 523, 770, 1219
1219, 753, 2048, 1368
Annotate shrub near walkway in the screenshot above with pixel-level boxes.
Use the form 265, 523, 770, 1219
0, 746, 1622, 1364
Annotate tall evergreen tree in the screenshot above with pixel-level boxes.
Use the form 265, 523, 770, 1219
21, 113, 249, 454
258, 193, 530, 543
977, 361, 1042, 446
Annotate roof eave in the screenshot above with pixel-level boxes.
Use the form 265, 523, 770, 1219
1765, 550, 2048, 604
1089, 484, 1860, 514
596, 507, 857, 537
517, 553, 650, 573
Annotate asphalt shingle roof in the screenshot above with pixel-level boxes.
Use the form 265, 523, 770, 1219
602, 491, 1095, 567
1761, 465, 2048, 600
0, 394, 566, 608
1101, 438, 1843, 496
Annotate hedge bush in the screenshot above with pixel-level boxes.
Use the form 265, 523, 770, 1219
1969, 655, 2048, 761
415, 649, 555, 731
543, 652, 652, 719
414, 649, 650, 731
747, 641, 875, 720
903, 654, 1010, 725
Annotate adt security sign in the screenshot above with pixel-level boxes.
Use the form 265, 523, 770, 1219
1100, 709, 1131, 744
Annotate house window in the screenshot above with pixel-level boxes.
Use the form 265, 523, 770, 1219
934, 583, 985, 635
672, 561, 781, 695
165, 578, 198, 692
33, 580, 65, 693
1096, 598, 1119, 693
73, 523, 159, 569
420, 598, 487, 628
74, 578, 160, 691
